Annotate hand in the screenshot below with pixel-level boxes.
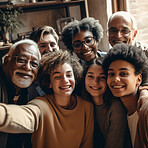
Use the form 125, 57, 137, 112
137, 89, 148, 112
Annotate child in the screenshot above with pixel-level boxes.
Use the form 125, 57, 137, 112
103, 43, 148, 148
0, 50, 94, 148
81, 58, 132, 148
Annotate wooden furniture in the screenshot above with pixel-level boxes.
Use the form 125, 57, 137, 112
0, 0, 89, 19
0, 45, 11, 64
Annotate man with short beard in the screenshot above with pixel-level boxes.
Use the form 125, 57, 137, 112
0, 39, 41, 148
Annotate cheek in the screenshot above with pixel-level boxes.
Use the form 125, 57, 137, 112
33, 69, 38, 79
101, 81, 107, 89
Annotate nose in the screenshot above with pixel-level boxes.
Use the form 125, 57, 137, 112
82, 42, 89, 51
116, 30, 123, 38
114, 76, 121, 82
46, 44, 53, 52
62, 75, 69, 83
24, 61, 32, 71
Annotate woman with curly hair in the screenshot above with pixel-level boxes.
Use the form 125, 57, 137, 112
61, 17, 106, 66
0, 50, 94, 148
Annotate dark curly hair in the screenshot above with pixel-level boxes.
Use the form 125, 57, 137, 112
61, 17, 103, 52
38, 49, 83, 95
102, 43, 148, 85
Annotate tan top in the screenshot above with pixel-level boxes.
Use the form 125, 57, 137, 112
0, 94, 94, 148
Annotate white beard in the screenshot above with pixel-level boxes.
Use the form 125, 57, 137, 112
12, 70, 34, 88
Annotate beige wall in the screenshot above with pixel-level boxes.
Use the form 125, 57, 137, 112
87, 0, 111, 52
128, 0, 148, 44
12, 0, 110, 51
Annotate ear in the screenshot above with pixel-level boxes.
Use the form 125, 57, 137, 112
136, 74, 142, 87
49, 83, 52, 88
4, 56, 10, 64
132, 30, 137, 40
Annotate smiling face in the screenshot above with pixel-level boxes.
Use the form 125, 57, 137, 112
4, 43, 39, 89
108, 15, 137, 47
107, 60, 141, 98
49, 63, 75, 99
37, 33, 59, 55
72, 30, 98, 62
85, 64, 107, 99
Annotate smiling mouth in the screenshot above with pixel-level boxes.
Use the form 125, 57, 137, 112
90, 86, 102, 90
16, 72, 32, 79
82, 50, 92, 56
113, 40, 127, 44
59, 85, 71, 90
111, 85, 125, 89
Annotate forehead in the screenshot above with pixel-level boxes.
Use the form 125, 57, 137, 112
52, 63, 73, 74
13, 43, 39, 60
72, 30, 93, 42
109, 60, 135, 70
40, 34, 57, 43
109, 15, 132, 29
88, 64, 104, 74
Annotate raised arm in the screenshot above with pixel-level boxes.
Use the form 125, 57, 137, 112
0, 103, 40, 133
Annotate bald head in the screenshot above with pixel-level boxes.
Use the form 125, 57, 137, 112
108, 11, 137, 30
108, 11, 137, 47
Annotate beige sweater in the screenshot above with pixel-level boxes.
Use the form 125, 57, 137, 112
0, 94, 94, 148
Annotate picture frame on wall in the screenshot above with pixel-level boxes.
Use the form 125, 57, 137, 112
56, 17, 75, 35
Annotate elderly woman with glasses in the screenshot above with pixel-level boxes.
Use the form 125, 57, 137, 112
61, 17, 106, 66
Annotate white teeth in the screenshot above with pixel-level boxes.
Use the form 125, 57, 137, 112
61, 86, 70, 89
83, 51, 91, 55
112, 85, 123, 88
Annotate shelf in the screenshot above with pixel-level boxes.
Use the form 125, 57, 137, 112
0, 0, 88, 18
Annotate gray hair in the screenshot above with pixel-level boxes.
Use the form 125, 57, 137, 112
8, 39, 41, 60
108, 11, 137, 30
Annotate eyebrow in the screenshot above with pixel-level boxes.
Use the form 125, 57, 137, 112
52, 70, 72, 76
87, 71, 105, 75
108, 68, 130, 71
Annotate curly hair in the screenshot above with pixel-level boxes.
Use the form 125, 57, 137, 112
61, 17, 103, 52
39, 49, 83, 95
102, 43, 148, 85
30, 26, 59, 43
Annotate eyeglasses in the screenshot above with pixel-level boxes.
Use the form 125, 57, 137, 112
72, 36, 95, 52
9, 55, 40, 70
107, 27, 132, 37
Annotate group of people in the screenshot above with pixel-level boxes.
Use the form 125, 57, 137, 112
0, 11, 148, 148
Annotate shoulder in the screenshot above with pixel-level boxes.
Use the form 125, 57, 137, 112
28, 94, 52, 109
109, 99, 127, 115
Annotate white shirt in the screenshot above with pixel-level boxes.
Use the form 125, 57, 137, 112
127, 111, 139, 147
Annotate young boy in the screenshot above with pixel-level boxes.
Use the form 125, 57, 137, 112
103, 43, 148, 148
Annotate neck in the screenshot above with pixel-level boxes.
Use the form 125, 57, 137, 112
121, 89, 138, 115
92, 95, 103, 105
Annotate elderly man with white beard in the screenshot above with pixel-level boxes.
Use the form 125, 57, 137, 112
0, 39, 41, 148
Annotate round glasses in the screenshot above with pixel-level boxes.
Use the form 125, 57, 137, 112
72, 36, 95, 52
10, 55, 40, 70
107, 27, 132, 37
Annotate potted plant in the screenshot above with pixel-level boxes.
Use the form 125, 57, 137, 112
0, 5, 23, 45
